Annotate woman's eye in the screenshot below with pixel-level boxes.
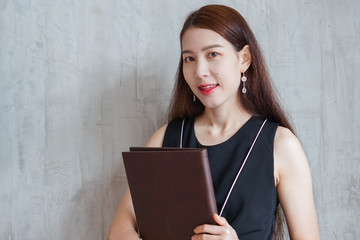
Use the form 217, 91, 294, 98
209, 52, 219, 58
184, 56, 195, 62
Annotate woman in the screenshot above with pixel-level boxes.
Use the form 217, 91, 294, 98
108, 4, 320, 240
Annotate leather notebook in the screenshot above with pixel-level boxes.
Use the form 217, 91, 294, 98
122, 147, 218, 240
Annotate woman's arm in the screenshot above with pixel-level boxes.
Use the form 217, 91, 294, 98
274, 127, 320, 240
107, 189, 139, 240
107, 124, 168, 240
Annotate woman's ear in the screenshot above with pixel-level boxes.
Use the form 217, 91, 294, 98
239, 45, 252, 72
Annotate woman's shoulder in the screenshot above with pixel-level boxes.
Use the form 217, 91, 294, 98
274, 126, 302, 155
146, 124, 168, 147
146, 117, 191, 147
274, 126, 310, 182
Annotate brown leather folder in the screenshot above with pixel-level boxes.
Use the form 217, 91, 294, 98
122, 147, 218, 240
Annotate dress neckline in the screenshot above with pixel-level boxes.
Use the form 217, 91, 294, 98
192, 116, 255, 148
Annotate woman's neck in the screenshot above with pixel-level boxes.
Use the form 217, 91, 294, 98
194, 103, 252, 146
196, 102, 252, 133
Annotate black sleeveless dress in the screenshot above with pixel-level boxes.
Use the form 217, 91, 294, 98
162, 116, 279, 239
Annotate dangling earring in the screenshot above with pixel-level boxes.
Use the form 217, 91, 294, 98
193, 94, 196, 102
241, 73, 247, 94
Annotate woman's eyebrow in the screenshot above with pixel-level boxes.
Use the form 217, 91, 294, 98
182, 44, 224, 54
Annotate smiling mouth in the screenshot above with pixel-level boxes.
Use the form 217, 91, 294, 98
198, 84, 219, 95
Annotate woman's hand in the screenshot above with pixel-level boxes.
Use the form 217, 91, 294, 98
191, 214, 239, 240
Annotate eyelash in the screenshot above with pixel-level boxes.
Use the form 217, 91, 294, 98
209, 52, 219, 58
184, 56, 195, 63
183, 52, 220, 63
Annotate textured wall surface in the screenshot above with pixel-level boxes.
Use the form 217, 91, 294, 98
1, 0, 359, 239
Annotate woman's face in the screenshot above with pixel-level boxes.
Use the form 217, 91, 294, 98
181, 27, 248, 110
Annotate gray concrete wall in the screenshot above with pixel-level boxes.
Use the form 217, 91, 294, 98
0, 0, 359, 239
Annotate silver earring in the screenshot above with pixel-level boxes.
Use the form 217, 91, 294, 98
193, 94, 196, 102
241, 74, 247, 94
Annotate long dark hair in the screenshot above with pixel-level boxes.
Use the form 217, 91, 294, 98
166, 4, 291, 239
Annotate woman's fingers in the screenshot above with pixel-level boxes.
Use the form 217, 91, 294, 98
192, 214, 238, 240
191, 233, 220, 240
193, 223, 223, 235
213, 214, 231, 228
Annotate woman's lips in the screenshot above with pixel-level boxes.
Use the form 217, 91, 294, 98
198, 84, 219, 95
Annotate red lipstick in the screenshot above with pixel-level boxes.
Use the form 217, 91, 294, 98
198, 84, 219, 95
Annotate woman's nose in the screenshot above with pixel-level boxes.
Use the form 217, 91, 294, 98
195, 59, 210, 78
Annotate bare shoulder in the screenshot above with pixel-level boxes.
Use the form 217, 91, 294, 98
146, 124, 168, 147
274, 126, 306, 163
274, 126, 303, 154
274, 126, 310, 183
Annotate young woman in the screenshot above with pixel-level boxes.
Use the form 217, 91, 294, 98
108, 5, 320, 240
